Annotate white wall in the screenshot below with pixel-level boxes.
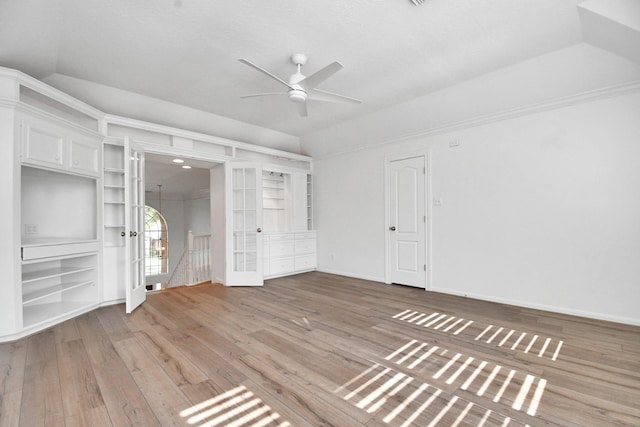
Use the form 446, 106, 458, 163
315, 90, 640, 325
184, 196, 211, 237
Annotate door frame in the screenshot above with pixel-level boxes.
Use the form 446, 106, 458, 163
384, 151, 432, 290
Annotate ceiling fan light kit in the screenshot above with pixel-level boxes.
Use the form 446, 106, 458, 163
239, 53, 361, 117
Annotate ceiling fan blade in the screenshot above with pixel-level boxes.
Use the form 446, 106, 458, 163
298, 61, 343, 90
308, 88, 362, 105
238, 59, 294, 91
295, 101, 308, 117
240, 92, 288, 99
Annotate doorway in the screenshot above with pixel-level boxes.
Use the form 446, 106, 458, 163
144, 153, 218, 288
385, 154, 428, 288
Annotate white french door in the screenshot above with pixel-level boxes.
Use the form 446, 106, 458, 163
225, 162, 263, 286
125, 138, 146, 312
386, 155, 426, 288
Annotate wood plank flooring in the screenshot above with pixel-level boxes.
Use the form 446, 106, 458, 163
1, 271, 639, 426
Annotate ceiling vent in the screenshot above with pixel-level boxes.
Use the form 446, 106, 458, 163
410, 0, 426, 4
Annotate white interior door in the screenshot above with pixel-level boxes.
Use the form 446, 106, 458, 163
125, 138, 146, 312
225, 162, 263, 286
387, 155, 426, 288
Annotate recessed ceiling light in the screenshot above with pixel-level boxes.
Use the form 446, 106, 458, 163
172, 158, 184, 164
182, 165, 192, 169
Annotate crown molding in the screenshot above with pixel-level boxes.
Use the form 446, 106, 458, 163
104, 114, 312, 163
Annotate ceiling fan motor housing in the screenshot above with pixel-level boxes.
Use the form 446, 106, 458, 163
288, 88, 307, 103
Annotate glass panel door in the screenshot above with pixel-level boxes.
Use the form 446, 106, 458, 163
125, 137, 146, 312
226, 163, 263, 286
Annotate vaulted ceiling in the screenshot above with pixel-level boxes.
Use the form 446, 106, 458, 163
1, 0, 639, 158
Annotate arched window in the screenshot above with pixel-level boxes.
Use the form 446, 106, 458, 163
144, 205, 168, 276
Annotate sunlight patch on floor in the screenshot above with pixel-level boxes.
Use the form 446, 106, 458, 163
392, 309, 564, 361
180, 385, 290, 427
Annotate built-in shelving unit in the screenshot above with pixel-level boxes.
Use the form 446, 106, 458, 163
262, 170, 286, 232
103, 141, 126, 247
18, 112, 102, 334
21, 253, 98, 327
306, 174, 313, 231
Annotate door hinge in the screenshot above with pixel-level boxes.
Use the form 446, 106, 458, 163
424, 264, 426, 271
424, 215, 426, 223
423, 167, 426, 174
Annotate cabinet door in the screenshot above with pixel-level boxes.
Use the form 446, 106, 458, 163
125, 138, 146, 313
68, 135, 100, 176
225, 162, 263, 286
22, 121, 65, 169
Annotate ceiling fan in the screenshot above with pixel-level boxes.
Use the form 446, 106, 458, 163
238, 53, 362, 117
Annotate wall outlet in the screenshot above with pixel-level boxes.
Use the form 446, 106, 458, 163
449, 139, 460, 147
433, 198, 443, 207
24, 224, 38, 234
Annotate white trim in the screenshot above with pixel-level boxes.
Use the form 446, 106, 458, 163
316, 268, 385, 284
431, 287, 640, 327
137, 142, 232, 164
104, 114, 312, 163
313, 80, 640, 160
2, 99, 102, 139
0, 66, 104, 119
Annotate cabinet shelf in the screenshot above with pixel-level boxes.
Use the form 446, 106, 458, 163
22, 266, 94, 284
23, 280, 94, 304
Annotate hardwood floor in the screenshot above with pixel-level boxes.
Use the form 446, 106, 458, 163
1, 271, 639, 426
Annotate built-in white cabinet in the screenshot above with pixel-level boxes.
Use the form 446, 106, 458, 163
0, 66, 314, 341
263, 169, 313, 233
16, 112, 102, 337
261, 168, 316, 279
21, 115, 100, 177
264, 231, 317, 279
103, 139, 127, 303
103, 140, 126, 247
22, 251, 99, 328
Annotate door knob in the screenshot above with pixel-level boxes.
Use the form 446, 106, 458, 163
256, 228, 262, 233
389, 226, 396, 231
130, 231, 138, 237
120, 231, 126, 237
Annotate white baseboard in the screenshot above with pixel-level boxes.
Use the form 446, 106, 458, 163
316, 268, 385, 284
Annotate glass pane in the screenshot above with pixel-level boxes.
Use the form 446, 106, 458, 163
245, 169, 256, 190
245, 251, 257, 271
233, 169, 244, 190
245, 189, 256, 210
245, 232, 257, 252
245, 210, 257, 230
233, 232, 245, 251
233, 189, 244, 209
233, 210, 245, 232
234, 253, 245, 272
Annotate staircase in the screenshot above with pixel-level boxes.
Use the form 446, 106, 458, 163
168, 231, 211, 287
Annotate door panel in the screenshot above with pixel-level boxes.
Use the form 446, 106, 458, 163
125, 138, 146, 312
226, 163, 263, 286
388, 156, 426, 288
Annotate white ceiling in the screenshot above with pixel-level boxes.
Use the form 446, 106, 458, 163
1, 0, 639, 161
144, 153, 214, 198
